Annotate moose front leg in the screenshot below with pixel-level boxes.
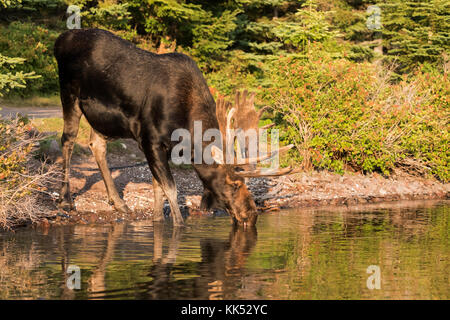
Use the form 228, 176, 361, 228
89, 129, 131, 214
143, 145, 184, 227
200, 188, 220, 211
152, 178, 166, 222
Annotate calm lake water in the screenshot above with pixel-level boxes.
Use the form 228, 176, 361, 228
0, 200, 448, 300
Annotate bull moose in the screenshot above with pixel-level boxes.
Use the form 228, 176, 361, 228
54, 28, 293, 227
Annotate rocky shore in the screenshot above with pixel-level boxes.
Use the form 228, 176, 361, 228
32, 140, 448, 227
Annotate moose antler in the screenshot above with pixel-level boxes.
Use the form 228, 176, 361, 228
215, 95, 237, 161
232, 90, 274, 133
213, 91, 295, 177
232, 90, 275, 163
215, 95, 232, 139
218, 90, 270, 139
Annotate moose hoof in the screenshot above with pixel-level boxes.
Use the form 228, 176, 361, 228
173, 220, 185, 228
153, 214, 165, 222
172, 216, 185, 227
115, 203, 132, 215
58, 198, 74, 211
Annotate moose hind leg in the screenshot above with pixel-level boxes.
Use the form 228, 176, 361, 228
89, 129, 131, 214
59, 95, 82, 210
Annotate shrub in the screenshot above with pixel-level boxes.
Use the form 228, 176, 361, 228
0, 53, 39, 96
0, 116, 58, 229
0, 21, 61, 97
265, 49, 449, 181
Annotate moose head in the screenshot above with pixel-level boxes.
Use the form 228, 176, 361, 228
196, 90, 294, 228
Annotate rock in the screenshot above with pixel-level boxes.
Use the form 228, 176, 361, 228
57, 212, 70, 219
49, 139, 60, 151
44, 139, 62, 162
185, 195, 201, 208
189, 208, 213, 216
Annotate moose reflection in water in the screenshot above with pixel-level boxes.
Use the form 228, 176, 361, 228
63, 222, 257, 300
129, 224, 257, 300
0, 201, 448, 300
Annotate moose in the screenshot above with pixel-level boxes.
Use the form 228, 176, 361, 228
54, 28, 293, 227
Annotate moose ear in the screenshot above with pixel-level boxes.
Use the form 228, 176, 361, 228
211, 145, 224, 164
232, 179, 243, 189
225, 175, 243, 190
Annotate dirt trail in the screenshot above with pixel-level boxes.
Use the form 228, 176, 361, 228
0, 105, 62, 119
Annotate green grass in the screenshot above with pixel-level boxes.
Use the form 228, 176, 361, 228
31, 117, 130, 156
106, 140, 127, 153
0, 95, 61, 108
31, 116, 91, 145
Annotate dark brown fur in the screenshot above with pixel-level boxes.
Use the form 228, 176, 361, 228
54, 28, 258, 227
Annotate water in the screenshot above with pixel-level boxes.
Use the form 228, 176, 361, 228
0, 201, 448, 300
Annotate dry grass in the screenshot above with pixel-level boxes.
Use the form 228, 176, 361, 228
0, 160, 60, 229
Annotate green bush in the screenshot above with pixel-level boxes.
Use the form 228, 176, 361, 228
0, 0, 447, 183
0, 21, 60, 97
264, 48, 449, 181
0, 53, 39, 96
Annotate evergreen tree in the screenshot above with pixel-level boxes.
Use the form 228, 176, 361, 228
190, 9, 241, 71
0, 0, 38, 97
0, 54, 38, 97
380, 0, 450, 72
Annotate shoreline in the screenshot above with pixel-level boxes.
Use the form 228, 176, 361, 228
2, 135, 448, 230
260, 171, 449, 210
21, 151, 448, 229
